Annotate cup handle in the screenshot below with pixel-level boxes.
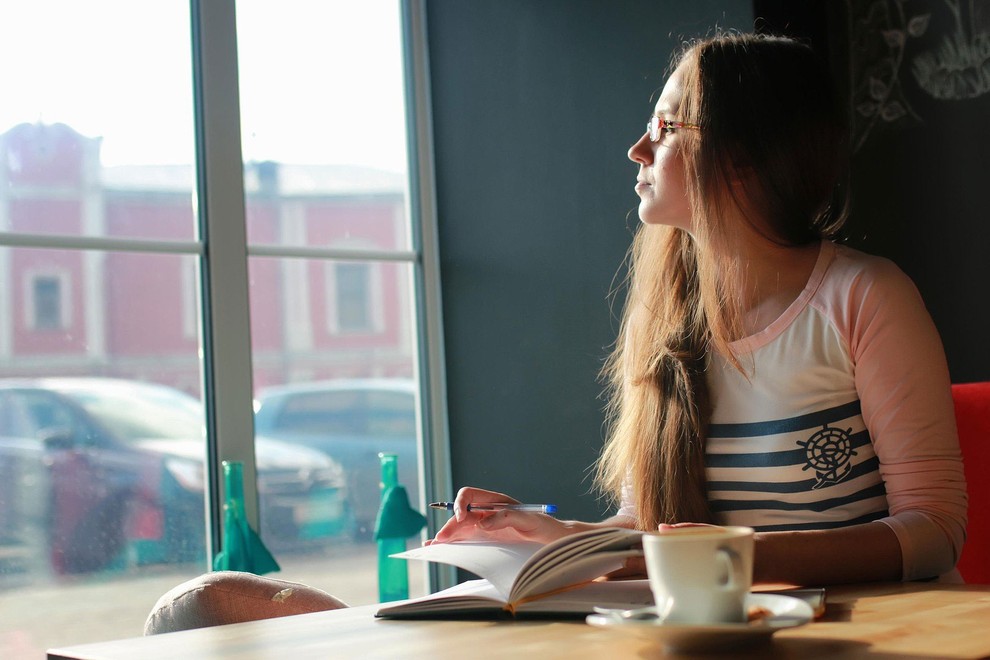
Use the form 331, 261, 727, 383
716, 547, 744, 590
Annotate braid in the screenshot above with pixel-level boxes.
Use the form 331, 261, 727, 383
598, 226, 714, 528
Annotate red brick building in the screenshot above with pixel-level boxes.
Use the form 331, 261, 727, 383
0, 122, 413, 396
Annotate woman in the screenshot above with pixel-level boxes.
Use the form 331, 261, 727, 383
145, 32, 967, 634
433, 33, 967, 587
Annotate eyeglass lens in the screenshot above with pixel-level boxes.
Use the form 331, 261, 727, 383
647, 116, 660, 141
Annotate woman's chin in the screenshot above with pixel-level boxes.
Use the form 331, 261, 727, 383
638, 213, 692, 232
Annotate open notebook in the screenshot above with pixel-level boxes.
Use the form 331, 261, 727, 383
376, 527, 652, 618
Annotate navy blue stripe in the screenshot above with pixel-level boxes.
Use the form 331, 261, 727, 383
708, 399, 862, 438
747, 510, 888, 532
709, 482, 888, 514
708, 456, 880, 493
706, 430, 871, 469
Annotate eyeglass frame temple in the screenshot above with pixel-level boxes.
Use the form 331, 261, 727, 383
647, 116, 701, 141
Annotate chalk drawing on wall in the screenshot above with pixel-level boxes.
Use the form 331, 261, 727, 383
911, 0, 990, 100
848, 0, 990, 152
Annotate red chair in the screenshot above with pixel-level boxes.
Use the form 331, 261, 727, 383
952, 382, 990, 583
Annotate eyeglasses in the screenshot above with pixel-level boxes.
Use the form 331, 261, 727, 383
647, 115, 700, 142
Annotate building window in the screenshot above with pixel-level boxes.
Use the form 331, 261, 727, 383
27, 272, 69, 330
335, 264, 372, 332
325, 260, 385, 335
336, 262, 372, 332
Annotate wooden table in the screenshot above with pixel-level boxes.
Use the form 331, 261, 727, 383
48, 582, 990, 659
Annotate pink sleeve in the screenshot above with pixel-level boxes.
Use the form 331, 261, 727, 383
843, 259, 967, 580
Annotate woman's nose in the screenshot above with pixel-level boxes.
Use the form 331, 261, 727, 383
628, 132, 653, 165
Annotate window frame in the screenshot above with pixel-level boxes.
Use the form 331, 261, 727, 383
0, 0, 453, 591
400, 0, 455, 591
192, 0, 453, 587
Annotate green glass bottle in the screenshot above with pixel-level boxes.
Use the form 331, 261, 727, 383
377, 452, 409, 602
213, 460, 279, 574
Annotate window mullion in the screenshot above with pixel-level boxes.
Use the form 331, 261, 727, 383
402, 0, 454, 592
191, 0, 260, 561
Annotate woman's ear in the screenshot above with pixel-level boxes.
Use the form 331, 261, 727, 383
727, 164, 763, 211
721, 162, 765, 227
728, 161, 756, 188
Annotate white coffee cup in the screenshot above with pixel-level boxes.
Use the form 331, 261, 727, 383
642, 525, 754, 625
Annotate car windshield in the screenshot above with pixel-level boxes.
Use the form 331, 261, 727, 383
59, 384, 204, 442
267, 389, 415, 436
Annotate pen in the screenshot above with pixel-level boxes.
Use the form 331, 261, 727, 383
429, 502, 558, 515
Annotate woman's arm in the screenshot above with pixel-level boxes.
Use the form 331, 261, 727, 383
606, 520, 902, 584
844, 258, 967, 580
432, 488, 902, 584
753, 522, 901, 585
429, 486, 636, 545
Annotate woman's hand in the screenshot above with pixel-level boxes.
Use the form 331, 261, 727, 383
604, 522, 715, 580
427, 486, 576, 545
658, 522, 716, 531
604, 556, 647, 580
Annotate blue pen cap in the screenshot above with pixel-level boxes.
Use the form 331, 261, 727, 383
545, 504, 558, 514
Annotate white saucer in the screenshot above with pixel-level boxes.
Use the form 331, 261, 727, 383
585, 593, 814, 653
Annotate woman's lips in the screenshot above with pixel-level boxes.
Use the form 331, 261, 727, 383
635, 180, 651, 193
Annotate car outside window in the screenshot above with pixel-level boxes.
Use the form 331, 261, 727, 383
62, 388, 203, 443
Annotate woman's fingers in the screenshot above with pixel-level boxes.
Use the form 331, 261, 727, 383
604, 555, 647, 580
428, 485, 533, 544
478, 511, 570, 543
452, 486, 519, 522
657, 522, 717, 531
477, 510, 539, 534
431, 515, 474, 543
430, 510, 567, 545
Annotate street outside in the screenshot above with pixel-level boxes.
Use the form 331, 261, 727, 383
0, 539, 427, 659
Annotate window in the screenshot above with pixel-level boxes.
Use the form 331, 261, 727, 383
257, 387, 417, 438
326, 261, 387, 335
19, 391, 77, 438
29, 272, 68, 330
333, 262, 373, 332
0, 1, 447, 654
237, 0, 436, 600
0, 0, 206, 646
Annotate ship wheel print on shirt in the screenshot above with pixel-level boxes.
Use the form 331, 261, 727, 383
798, 423, 857, 489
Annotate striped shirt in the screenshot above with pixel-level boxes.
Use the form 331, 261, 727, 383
707, 399, 888, 532
619, 241, 968, 580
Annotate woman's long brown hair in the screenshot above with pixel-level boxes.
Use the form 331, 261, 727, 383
595, 33, 849, 529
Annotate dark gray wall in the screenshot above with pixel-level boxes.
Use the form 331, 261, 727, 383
842, 0, 990, 383
754, 0, 990, 384
426, 1, 753, 522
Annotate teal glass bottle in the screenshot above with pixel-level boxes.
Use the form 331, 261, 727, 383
213, 460, 279, 574
377, 452, 409, 602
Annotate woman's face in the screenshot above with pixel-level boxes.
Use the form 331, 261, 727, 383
627, 64, 693, 231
